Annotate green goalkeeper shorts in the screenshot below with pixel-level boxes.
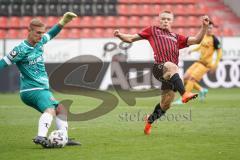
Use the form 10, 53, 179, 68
20, 89, 59, 113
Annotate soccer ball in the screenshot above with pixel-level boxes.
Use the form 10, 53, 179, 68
48, 130, 68, 148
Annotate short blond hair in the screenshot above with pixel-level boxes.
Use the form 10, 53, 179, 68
29, 18, 46, 30
159, 10, 174, 19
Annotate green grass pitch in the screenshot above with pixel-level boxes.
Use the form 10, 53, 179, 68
0, 88, 240, 160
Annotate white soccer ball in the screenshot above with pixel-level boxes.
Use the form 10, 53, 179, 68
48, 130, 68, 148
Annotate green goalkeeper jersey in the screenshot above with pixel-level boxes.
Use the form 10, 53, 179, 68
1, 25, 61, 93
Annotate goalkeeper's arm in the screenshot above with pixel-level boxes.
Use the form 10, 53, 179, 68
46, 12, 77, 40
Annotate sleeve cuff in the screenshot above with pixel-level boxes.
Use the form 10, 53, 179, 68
43, 33, 51, 41
3, 56, 12, 65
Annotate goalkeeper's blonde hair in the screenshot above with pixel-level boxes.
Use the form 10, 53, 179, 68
29, 18, 46, 30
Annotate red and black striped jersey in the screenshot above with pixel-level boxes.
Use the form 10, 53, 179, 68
138, 26, 188, 65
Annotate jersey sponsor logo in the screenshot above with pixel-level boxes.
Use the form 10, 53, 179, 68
28, 56, 43, 65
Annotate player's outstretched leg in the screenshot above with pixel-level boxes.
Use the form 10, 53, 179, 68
33, 110, 55, 148
169, 74, 198, 103
144, 90, 173, 135
163, 62, 198, 104
56, 104, 81, 146
144, 103, 166, 135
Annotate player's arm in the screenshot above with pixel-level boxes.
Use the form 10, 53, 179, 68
114, 30, 143, 43
187, 44, 201, 54
211, 48, 222, 70
191, 44, 201, 52
215, 48, 222, 65
187, 15, 210, 45
211, 36, 222, 70
43, 12, 77, 42
0, 47, 22, 71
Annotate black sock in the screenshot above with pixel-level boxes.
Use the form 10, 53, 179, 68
147, 103, 166, 124
169, 73, 185, 96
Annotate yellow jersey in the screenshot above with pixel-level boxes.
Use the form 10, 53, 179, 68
193, 34, 221, 67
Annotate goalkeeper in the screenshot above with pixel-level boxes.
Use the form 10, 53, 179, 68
0, 12, 80, 148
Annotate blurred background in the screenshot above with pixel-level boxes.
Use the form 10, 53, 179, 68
0, 0, 240, 92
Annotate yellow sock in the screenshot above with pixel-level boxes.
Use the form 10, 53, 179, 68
193, 82, 202, 92
185, 80, 194, 92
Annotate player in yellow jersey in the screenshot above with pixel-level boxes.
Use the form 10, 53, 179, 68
174, 21, 222, 104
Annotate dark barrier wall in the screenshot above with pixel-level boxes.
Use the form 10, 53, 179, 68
0, 61, 239, 92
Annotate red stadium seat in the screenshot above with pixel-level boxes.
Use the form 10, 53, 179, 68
187, 4, 196, 15
92, 28, 104, 38
187, 16, 200, 27
66, 17, 80, 28
46, 16, 58, 27
198, 4, 208, 15
141, 4, 152, 15
153, 5, 162, 15
68, 28, 81, 38
151, 0, 163, 3
211, 16, 222, 26
189, 28, 197, 36
175, 5, 185, 15
128, 28, 139, 34
128, 16, 140, 27
187, 4, 207, 15
152, 16, 159, 26
104, 16, 117, 27
57, 28, 68, 38
223, 28, 233, 36
18, 29, 29, 39
162, 5, 173, 13
116, 16, 128, 27
0, 17, 7, 28
135, 0, 152, 4
20, 16, 32, 28
79, 16, 92, 27
80, 28, 92, 38
6, 29, 19, 39
175, 28, 185, 35
140, 16, 152, 27
118, 4, 129, 15
0, 29, 6, 39
117, 28, 129, 36
8, 17, 21, 28
93, 16, 105, 27
174, 16, 185, 27
104, 28, 114, 38
129, 5, 140, 15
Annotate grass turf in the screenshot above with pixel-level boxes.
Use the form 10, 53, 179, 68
0, 88, 240, 160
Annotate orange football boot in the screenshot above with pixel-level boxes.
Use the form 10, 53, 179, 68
182, 92, 198, 103
144, 115, 152, 135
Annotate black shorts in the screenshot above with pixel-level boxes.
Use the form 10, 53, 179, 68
152, 63, 176, 91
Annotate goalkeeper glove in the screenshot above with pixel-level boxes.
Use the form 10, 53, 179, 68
59, 12, 77, 26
